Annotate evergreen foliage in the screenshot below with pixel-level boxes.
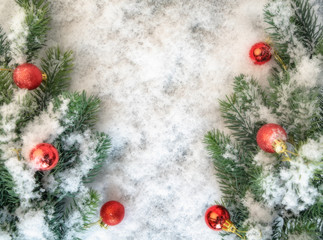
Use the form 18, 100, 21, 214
15, 0, 50, 62
206, 0, 323, 239
0, 27, 11, 66
0, 1, 110, 239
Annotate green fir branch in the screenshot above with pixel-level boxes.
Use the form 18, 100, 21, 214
47, 195, 74, 239
220, 75, 269, 152
264, 2, 294, 69
15, 0, 50, 62
316, 37, 323, 55
83, 133, 111, 184
205, 130, 249, 226
0, 70, 14, 106
0, 27, 12, 66
0, 161, 20, 213
47, 189, 100, 239
57, 92, 101, 133
282, 217, 323, 239
268, 72, 321, 143
291, 0, 323, 57
34, 47, 73, 110
79, 189, 100, 227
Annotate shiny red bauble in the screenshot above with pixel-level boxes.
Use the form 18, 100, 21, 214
100, 201, 125, 226
13, 63, 43, 90
29, 143, 59, 171
249, 42, 272, 65
205, 205, 231, 231
256, 123, 287, 153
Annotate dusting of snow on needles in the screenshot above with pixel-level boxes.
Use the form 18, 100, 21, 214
16, 209, 54, 240
0, 1, 28, 64
0, 230, 11, 240
21, 97, 70, 161
57, 130, 99, 193
0, 90, 39, 208
262, 137, 322, 214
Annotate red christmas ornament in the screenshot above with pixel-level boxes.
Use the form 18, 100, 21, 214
100, 201, 125, 226
29, 143, 59, 171
249, 42, 272, 65
256, 123, 287, 153
205, 205, 231, 231
13, 63, 44, 90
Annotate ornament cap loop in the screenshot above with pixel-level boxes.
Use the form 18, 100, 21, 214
273, 139, 287, 154
99, 218, 109, 229
84, 217, 109, 230
222, 220, 246, 239
42, 72, 47, 81
273, 139, 298, 161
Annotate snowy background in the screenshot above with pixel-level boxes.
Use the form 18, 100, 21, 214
1, 0, 321, 239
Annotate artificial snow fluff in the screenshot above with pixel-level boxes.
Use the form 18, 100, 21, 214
16, 209, 54, 240
4, 157, 39, 208
290, 56, 322, 88
253, 150, 277, 172
245, 227, 262, 240
242, 192, 274, 224
299, 136, 323, 162
0, 230, 12, 240
5, 3, 28, 64
262, 155, 319, 214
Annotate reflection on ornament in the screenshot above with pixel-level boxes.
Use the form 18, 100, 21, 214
29, 143, 59, 170
249, 42, 272, 65
205, 205, 246, 239
205, 205, 230, 231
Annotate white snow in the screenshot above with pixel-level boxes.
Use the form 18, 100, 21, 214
262, 154, 320, 214
254, 150, 278, 172
16, 209, 54, 240
299, 136, 323, 162
291, 56, 322, 88
44, 0, 274, 238
0, 231, 11, 240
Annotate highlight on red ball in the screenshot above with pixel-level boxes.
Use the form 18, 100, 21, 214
205, 205, 230, 231
256, 123, 287, 153
29, 143, 59, 171
13, 63, 43, 90
249, 42, 272, 65
100, 201, 125, 227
